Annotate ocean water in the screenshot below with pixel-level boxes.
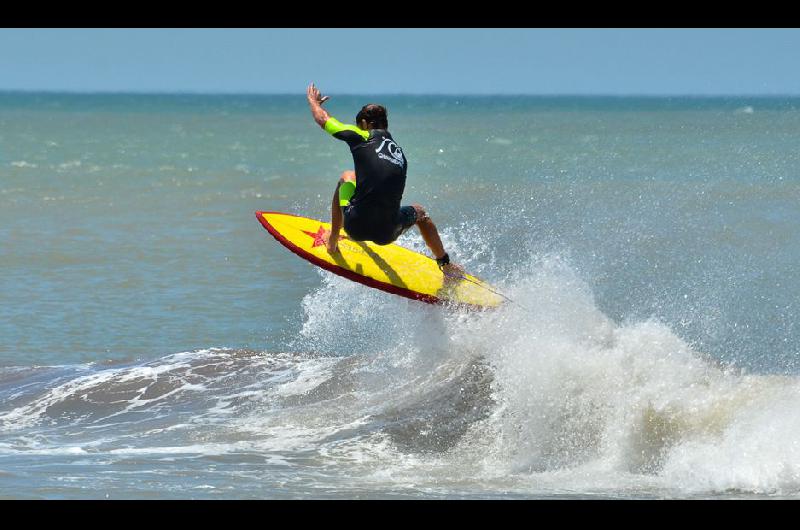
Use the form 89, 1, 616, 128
1, 93, 800, 499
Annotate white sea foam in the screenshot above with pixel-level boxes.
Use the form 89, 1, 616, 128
0, 350, 211, 430
458, 260, 800, 495
270, 358, 339, 397
289, 245, 800, 496
4, 258, 799, 495
57, 160, 83, 170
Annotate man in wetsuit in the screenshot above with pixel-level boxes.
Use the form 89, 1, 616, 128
306, 83, 461, 275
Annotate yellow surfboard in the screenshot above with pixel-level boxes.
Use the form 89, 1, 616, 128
256, 211, 506, 310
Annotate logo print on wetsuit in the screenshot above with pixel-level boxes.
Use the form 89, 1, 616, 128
375, 136, 405, 166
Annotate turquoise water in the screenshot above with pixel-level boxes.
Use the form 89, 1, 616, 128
1, 93, 800, 498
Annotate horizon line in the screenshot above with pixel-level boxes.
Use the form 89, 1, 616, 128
2, 89, 800, 98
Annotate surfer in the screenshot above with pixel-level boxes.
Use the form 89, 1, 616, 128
306, 83, 462, 275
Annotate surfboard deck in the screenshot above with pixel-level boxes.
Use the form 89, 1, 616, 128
255, 211, 505, 310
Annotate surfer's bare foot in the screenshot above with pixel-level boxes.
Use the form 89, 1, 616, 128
322, 230, 339, 253
441, 262, 464, 279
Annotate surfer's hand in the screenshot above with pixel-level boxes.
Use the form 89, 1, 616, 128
307, 83, 330, 105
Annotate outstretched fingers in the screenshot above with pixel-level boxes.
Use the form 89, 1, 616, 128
307, 83, 330, 105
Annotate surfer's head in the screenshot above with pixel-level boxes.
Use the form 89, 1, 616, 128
356, 104, 388, 130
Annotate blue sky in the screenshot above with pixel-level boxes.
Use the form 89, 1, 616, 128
1, 28, 799, 95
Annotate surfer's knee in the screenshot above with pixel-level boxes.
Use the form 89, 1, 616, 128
412, 204, 431, 224
338, 171, 357, 207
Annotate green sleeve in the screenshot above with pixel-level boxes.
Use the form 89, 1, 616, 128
324, 117, 370, 144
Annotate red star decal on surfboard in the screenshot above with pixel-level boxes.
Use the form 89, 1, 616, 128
302, 225, 347, 248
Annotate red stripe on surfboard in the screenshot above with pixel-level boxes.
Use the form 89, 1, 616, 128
255, 210, 449, 306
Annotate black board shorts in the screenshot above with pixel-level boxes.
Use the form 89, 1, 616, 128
343, 205, 418, 245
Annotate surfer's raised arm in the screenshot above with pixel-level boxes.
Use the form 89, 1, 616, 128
307, 83, 331, 128
307, 83, 370, 148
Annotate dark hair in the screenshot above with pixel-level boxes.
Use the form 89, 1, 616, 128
355, 104, 388, 129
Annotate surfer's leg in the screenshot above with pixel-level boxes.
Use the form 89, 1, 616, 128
411, 204, 463, 276
327, 171, 356, 252
411, 204, 446, 260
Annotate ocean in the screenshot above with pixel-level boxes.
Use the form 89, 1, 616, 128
1, 92, 799, 498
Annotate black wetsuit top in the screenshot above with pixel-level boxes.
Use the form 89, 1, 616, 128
325, 117, 408, 244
